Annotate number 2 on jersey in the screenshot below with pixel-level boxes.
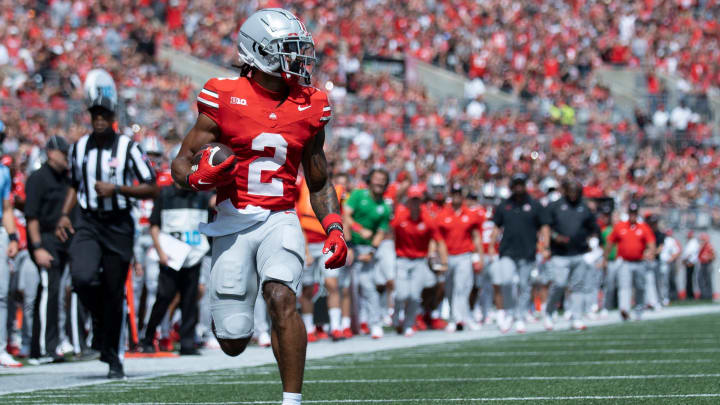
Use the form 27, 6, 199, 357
247, 132, 288, 197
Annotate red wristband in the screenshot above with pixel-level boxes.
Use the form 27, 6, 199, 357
351, 222, 363, 232
321, 213, 343, 232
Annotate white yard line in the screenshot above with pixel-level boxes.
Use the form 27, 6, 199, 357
1, 304, 718, 396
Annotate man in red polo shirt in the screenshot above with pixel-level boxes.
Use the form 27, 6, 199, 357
391, 185, 446, 336
604, 202, 656, 320
436, 183, 484, 332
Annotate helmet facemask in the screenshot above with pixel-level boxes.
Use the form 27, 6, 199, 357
238, 34, 316, 86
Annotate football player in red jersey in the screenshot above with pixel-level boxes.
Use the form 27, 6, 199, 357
171, 9, 347, 405
420, 173, 449, 330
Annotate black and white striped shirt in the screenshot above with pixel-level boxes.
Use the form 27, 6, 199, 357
69, 133, 156, 213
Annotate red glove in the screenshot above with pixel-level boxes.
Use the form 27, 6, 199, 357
323, 229, 347, 269
187, 148, 239, 191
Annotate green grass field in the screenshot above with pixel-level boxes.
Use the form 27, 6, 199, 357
4, 313, 720, 404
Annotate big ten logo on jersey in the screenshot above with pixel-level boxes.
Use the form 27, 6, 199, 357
230, 97, 247, 105
170, 230, 203, 246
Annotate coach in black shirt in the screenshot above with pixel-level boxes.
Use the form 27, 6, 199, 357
55, 89, 158, 378
489, 174, 549, 333
25, 136, 74, 362
545, 180, 600, 330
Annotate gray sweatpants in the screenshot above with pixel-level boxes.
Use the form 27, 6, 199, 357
445, 253, 473, 324
618, 261, 647, 314
546, 255, 588, 320
353, 245, 381, 328
8, 250, 38, 351
493, 256, 534, 318
394, 257, 429, 330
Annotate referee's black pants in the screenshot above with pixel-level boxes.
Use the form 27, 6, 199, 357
30, 233, 70, 359
69, 212, 134, 367
142, 263, 200, 351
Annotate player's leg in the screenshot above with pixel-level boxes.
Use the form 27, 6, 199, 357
545, 256, 570, 316
17, 251, 38, 357
323, 273, 342, 338
299, 243, 319, 340
0, 235, 18, 366
644, 260, 660, 309
209, 230, 260, 356
449, 254, 474, 328
492, 257, 515, 332
406, 260, 427, 333
617, 261, 632, 319
143, 250, 161, 327
253, 292, 271, 347
141, 265, 177, 352
658, 261, 670, 306
567, 257, 588, 329
256, 213, 307, 395
393, 258, 410, 332
631, 262, 647, 318
514, 260, 533, 332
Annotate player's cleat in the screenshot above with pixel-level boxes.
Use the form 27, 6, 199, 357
620, 310, 630, 321
444, 322, 457, 333
403, 328, 415, 337
543, 316, 554, 331
360, 323, 371, 335
331, 330, 344, 341
27, 356, 53, 366
415, 315, 428, 331
158, 337, 174, 352
430, 318, 447, 330
307, 332, 318, 343
315, 328, 329, 340
258, 332, 272, 348
498, 317, 513, 334
58, 339, 74, 355
572, 320, 587, 331
6, 344, 19, 357
1, 352, 22, 367
107, 362, 126, 379
514, 320, 527, 334
342, 328, 353, 339
370, 326, 384, 339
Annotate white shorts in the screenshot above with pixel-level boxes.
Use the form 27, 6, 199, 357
374, 239, 396, 285
301, 242, 349, 288
209, 211, 305, 339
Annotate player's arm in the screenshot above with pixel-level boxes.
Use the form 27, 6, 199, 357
471, 228, 484, 272
2, 197, 18, 258
302, 127, 347, 269
171, 114, 222, 189
488, 225, 500, 256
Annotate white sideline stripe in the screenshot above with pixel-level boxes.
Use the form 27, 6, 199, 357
201, 88, 219, 98
121, 373, 720, 386
43, 393, 720, 404
398, 347, 720, 357
197, 97, 219, 108
303, 358, 714, 370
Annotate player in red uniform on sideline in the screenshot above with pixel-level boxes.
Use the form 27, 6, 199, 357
420, 173, 448, 330
391, 185, 447, 336
171, 9, 347, 405
435, 183, 484, 332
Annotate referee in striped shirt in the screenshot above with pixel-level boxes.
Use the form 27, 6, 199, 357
55, 90, 158, 379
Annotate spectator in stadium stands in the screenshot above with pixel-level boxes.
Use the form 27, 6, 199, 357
489, 174, 549, 334
139, 182, 212, 356
604, 202, 656, 321
24, 136, 74, 364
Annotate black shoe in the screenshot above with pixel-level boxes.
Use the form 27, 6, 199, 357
99, 352, 110, 364
179, 347, 200, 356
620, 310, 630, 321
139, 342, 156, 354
107, 362, 126, 379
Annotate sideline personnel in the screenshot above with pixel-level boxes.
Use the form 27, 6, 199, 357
55, 69, 158, 378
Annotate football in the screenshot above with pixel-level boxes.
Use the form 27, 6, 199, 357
191, 142, 234, 172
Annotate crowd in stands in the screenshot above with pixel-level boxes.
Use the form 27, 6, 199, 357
0, 0, 719, 212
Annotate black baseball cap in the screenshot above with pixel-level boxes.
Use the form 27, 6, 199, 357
510, 173, 527, 185
46, 136, 70, 154
628, 201, 640, 213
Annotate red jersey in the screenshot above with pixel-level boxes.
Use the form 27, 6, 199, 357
391, 204, 438, 259
608, 221, 655, 261
436, 204, 482, 255
197, 76, 331, 211
425, 200, 445, 219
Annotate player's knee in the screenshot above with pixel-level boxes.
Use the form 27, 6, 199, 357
325, 278, 339, 295
217, 337, 251, 357
264, 282, 296, 322
301, 285, 314, 299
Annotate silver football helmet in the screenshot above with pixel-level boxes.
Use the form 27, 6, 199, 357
237, 8, 317, 85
